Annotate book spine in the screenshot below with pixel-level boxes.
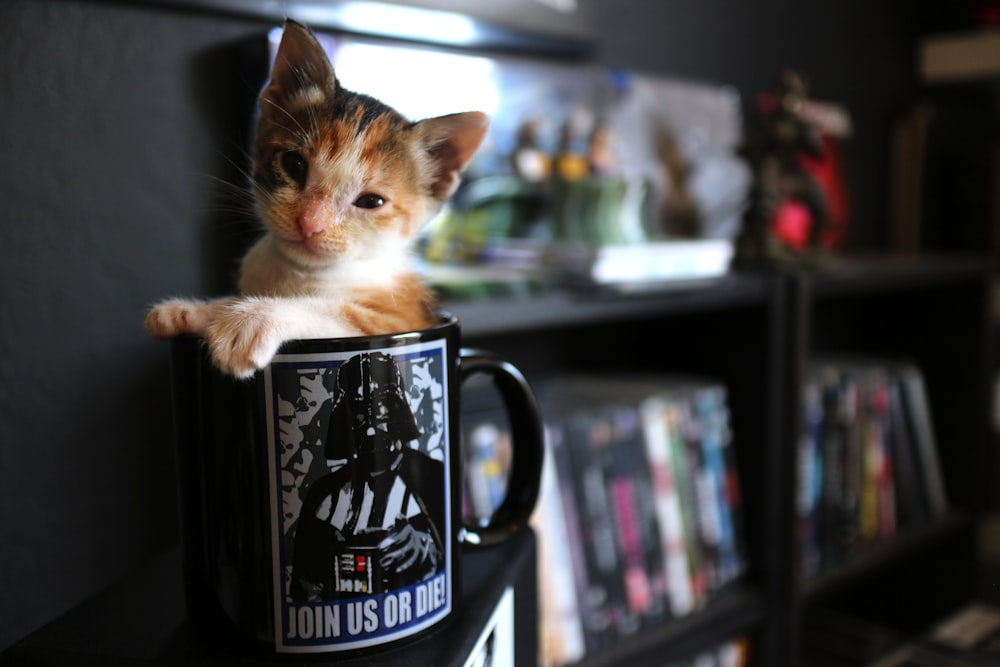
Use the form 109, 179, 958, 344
532, 421, 586, 667
718, 386, 748, 586
898, 364, 948, 517
871, 375, 896, 543
839, 371, 862, 560
797, 377, 824, 576
818, 365, 845, 569
571, 409, 636, 648
641, 396, 696, 617
693, 385, 741, 587
550, 407, 617, 655
886, 377, 929, 530
858, 373, 881, 546
605, 403, 665, 624
666, 399, 709, 607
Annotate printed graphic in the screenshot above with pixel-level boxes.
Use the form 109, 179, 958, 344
462, 587, 515, 667
265, 340, 451, 652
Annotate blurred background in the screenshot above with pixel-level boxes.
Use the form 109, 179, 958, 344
1, 0, 997, 654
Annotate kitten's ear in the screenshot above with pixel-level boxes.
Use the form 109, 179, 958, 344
415, 111, 489, 200
263, 20, 336, 106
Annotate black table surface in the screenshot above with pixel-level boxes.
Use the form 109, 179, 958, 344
2, 529, 537, 666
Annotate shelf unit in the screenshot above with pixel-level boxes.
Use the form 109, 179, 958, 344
452, 270, 792, 665
1, 257, 988, 667
448, 255, 991, 667
791, 257, 993, 652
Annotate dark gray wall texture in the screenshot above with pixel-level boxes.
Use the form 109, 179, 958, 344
1, 0, 922, 650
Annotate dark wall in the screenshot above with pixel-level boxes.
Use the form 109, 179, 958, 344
0, 0, 919, 650
0, 1, 265, 649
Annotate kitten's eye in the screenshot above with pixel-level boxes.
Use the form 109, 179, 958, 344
353, 193, 386, 209
280, 150, 308, 187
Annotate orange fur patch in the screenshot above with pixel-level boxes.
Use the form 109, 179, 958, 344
342, 275, 437, 335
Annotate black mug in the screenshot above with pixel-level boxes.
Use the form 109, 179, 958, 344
169, 313, 543, 656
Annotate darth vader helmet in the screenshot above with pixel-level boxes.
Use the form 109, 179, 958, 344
325, 352, 421, 464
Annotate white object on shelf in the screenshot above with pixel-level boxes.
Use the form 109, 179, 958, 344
463, 587, 516, 667
551, 239, 734, 289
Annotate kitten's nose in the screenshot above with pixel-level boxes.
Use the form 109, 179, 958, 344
298, 199, 331, 239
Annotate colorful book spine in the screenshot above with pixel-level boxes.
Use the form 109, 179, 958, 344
533, 422, 586, 667
566, 408, 630, 651
797, 379, 825, 577
641, 395, 696, 617
666, 399, 711, 606
605, 402, 665, 623
693, 385, 741, 586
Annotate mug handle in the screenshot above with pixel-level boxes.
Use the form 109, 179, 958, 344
458, 349, 544, 548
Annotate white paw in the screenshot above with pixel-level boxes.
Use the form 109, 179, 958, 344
145, 299, 212, 338
204, 301, 285, 379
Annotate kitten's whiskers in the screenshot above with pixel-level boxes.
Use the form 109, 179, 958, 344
261, 97, 313, 145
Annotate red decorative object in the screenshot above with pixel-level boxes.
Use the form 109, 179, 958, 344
734, 70, 852, 268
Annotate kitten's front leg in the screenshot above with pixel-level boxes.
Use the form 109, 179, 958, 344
205, 296, 358, 378
145, 297, 228, 338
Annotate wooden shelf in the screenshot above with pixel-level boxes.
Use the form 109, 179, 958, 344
920, 28, 1000, 83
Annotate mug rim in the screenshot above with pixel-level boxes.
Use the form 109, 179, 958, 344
275, 311, 458, 355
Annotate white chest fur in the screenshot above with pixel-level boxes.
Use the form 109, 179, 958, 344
238, 236, 411, 298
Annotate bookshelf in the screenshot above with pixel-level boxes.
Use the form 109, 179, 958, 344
0, 257, 988, 667
792, 257, 992, 648
448, 255, 990, 667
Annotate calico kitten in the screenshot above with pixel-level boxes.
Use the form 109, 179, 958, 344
145, 20, 488, 378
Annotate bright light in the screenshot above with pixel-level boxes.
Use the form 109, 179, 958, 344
291, 1, 481, 47
333, 42, 500, 121
535, 0, 579, 12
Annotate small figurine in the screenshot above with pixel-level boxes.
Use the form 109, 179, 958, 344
655, 123, 701, 238
510, 118, 552, 182
586, 122, 617, 177
733, 70, 849, 269
554, 113, 591, 181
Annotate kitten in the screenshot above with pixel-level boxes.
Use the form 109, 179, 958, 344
145, 20, 488, 378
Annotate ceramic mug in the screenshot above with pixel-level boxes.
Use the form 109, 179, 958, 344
169, 313, 543, 655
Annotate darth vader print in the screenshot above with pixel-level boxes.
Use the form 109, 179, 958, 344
265, 340, 451, 651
